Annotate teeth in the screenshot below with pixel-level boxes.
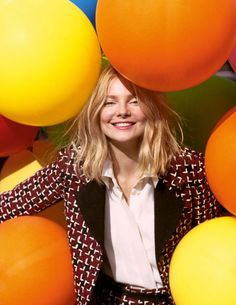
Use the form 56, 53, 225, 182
114, 122, 132, 127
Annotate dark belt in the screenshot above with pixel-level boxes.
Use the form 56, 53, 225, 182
95, 271, 170, 303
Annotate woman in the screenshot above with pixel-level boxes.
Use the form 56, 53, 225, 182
0, 65, 223, 305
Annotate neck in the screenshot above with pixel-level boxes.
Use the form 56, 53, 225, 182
109, 140, 140, 178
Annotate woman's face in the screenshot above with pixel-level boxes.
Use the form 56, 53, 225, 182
100, 77, 147, 148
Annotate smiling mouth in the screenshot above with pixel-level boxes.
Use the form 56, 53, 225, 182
112, 122, 135, 127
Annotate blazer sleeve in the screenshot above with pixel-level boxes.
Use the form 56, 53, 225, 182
164, 147, 224, 223
184, 148, 224, 224
0, 148, 74, 222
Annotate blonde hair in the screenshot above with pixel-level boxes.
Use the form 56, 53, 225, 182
67, 65, 183, 182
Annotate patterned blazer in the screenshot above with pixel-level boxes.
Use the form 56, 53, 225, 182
0, 147, 223, 305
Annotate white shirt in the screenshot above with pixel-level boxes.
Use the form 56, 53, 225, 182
102, 160, 163, 289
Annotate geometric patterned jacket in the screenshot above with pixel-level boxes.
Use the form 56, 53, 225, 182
0, 146, 223, 305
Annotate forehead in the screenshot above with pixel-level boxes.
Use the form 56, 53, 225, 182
107, 77, 135, 97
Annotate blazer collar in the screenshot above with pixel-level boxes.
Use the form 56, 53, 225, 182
77, 180, 106, 249
77, 179, 184, 262
154, 179, 184, 261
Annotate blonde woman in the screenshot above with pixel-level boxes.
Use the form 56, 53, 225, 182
0, 65, 223, 305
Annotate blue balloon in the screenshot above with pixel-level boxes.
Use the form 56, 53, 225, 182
70, 0, 97, 27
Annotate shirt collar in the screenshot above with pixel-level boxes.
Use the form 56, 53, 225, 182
102, 159, 159, 189
101, 159, 117, 188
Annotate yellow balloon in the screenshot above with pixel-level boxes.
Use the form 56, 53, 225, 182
0, 150, 42, 192
0, 140, 57, 191
169, 216, 236, 305
0, 0, 101, 126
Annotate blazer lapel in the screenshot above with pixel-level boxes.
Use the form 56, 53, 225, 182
77, 179, 184, 263
154, 179, 184, 261
76, 180, 106, 249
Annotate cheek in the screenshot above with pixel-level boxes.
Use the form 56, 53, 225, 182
100, 109, 113, 123
140, 116, 147, 123
100, 112, 111, 135
136, 111, 147, 123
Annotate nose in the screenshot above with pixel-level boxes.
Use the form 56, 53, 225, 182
117, 102, 131, 118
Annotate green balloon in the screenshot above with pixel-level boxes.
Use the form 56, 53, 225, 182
167, 75, 236, 152
101, 54, 110, 69
43, 121, 70, 149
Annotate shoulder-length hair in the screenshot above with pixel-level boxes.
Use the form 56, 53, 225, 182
67, 65, 183, 182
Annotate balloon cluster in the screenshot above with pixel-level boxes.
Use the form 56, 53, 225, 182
169, 106, 236, 305
0, 2, 100, 304
0, 1, 236, 305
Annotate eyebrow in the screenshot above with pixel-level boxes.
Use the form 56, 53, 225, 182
106, 94, 135, 99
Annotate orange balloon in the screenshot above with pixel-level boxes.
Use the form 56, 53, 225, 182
96, 0, 236, 91
39, 200, 67, 229
0, 216, 75, 305
32, 139, 57, 166
205, 107, 236, 214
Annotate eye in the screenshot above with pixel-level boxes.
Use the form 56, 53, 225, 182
130, 99, 139, 105
104, 100, 116, 106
